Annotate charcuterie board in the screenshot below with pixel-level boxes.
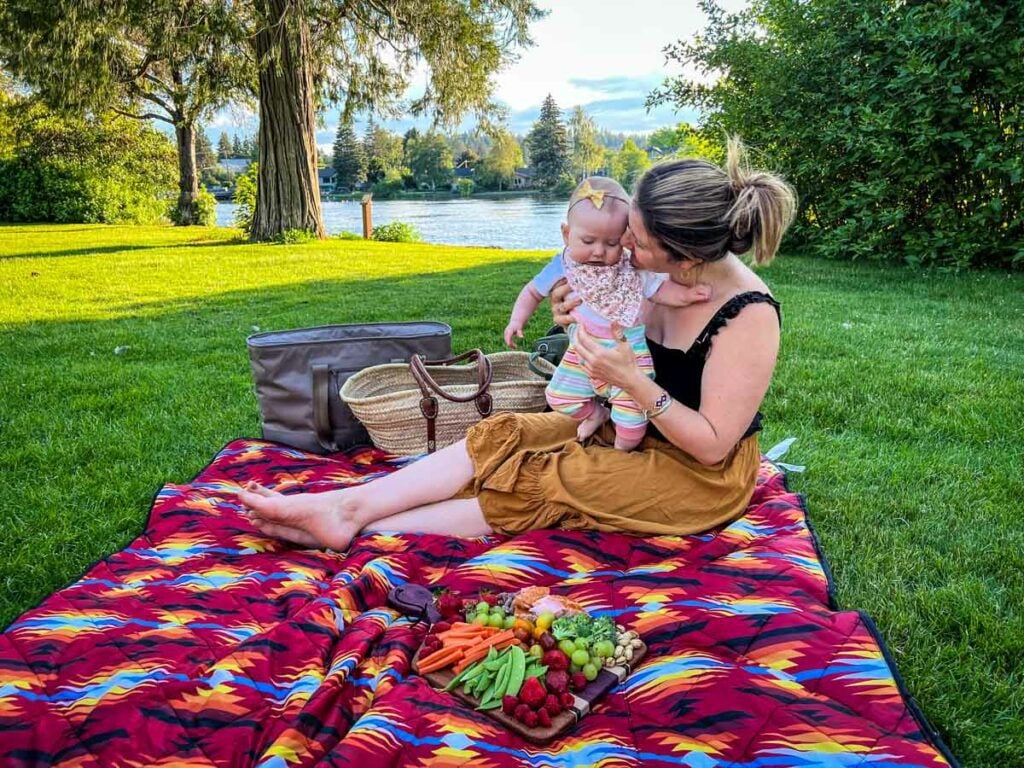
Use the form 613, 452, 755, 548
390, 584, 647, 745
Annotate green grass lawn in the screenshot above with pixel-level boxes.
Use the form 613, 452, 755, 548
2, 224, 1022, 766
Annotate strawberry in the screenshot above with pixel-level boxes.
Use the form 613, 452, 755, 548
436, 591, 463, 619
523, 710, 539, 728
571, 672, 587, 691
519, 676, 547, 709
560, 691, 575, 708
433, 621, 452, 633
480, 593, 498, 607
502, 695, 518, 715
514, 703, 531, 722
536, 708, 552, 727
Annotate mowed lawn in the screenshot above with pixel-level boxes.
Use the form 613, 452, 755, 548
1, 224, 1022, 766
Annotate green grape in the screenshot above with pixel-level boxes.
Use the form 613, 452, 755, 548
487, 613, 505, 628
472, 614, 489, 627
475, 601, 490, 614
593, 640, 615, 659
502, 615, 515, 629
557, 639, 576, 656
529, 644, 543, 658
570, 662, 581, 674
582, 663, 598, 681
571, 649, 590, 667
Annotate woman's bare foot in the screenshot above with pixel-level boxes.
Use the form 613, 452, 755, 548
576, 402, 610, 442
237, 481, 363, 551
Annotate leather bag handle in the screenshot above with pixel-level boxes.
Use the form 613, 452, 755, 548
312, 363, 340, 452
409, 350, 493, 453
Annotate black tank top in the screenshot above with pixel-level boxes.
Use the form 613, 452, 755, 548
646, 291, 781, 441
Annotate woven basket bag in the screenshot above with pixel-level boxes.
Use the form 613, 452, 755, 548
340, 349, 555, 455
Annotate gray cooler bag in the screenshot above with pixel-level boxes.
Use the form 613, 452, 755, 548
247, 322, 452, 453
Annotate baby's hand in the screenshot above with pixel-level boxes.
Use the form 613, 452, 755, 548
685, 282, 714, 303
504, 322, 524, 348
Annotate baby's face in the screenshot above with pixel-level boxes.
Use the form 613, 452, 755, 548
561, 200, 629, 266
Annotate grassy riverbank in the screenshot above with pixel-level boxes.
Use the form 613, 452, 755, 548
1, 224, 1021, 765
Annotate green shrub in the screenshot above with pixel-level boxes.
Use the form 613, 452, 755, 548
0, 100, 176, 224
232, 162, 258, 235
168, 187, 217, 226
654, 0, 1024, 269
371, 167, 408, 199
274, 228, 317, 244
334, 230, 363, 240
456, 177, 475, 196
371, 221, 421, 243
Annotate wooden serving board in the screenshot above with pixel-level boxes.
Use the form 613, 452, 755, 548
414, 642, 647, 744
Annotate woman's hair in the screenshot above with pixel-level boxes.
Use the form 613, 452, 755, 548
632, 137, 796, 265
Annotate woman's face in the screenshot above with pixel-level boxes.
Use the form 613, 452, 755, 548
623, 204, 677, 273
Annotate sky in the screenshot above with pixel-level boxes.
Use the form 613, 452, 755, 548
207, 0, 748, 148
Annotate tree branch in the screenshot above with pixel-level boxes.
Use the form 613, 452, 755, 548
112, 106, 175, 125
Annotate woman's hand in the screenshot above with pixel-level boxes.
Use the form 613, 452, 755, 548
549, 279, 581, 328
574, 323, 643, 391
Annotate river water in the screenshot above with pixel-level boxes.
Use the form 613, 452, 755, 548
215, 197, 566, 251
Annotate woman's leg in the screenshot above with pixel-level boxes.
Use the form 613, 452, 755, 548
237, 438, 477, 550
362, 498, 492, 537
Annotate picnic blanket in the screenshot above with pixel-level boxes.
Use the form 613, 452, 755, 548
0, 439, 958, 767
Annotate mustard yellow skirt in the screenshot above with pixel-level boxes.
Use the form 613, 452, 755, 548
456, 411, 760, 536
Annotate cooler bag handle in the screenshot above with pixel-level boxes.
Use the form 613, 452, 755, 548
312, 363, 339, 452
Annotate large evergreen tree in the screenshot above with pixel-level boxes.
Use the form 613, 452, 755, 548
248, 0, 541, 241
195, 128, 218, 170
527, 94, 570, 189
0, 0, 251, 226
332, 118, 366, 189
218, 132, 233, 159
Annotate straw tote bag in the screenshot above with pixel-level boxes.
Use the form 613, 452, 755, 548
340, 350, 555, 455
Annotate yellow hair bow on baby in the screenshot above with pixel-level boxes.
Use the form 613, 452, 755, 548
576, 179, 606, 209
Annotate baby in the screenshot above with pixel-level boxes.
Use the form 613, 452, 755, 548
504, 176, 710, 451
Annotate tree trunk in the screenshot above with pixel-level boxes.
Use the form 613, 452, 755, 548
251, 0, 325, 241
174, 121, 200, 226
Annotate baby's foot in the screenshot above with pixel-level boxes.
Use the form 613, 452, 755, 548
577, 403, 610, 442
613, 433, 644, 452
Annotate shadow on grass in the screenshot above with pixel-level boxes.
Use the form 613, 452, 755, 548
1, 258, 546, 351
0, 238, 246, 262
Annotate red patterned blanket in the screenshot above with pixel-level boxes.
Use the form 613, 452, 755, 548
0, 439, 957, 766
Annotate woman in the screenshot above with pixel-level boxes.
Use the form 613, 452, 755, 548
238, 138, 796, 550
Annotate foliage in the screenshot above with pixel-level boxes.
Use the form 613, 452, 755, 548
648, 123, 725, 164
170, 187, 217, 227
371, 221, 421, 242
0, 99, 176, 224
232, 162, 259, 235
607, 139, 650, 192
333, 118, 366, 189
0, 0, 252, 225
274, 228, 317, 244
651, 0, 1024, 269
363, 121, 404, 184
527, 94, 571, 189
456, 178, 475, 197
371, 167, 412, 199
567, 106, 604, 179
406, 131, 454, 191
195, 128, 218, 170
334, 230, 363, 240
477, 128, 524, 191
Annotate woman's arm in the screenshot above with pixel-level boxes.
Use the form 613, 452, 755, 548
574, 304, 779, 464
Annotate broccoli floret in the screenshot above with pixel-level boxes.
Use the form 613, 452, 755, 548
551, 613, 595, 641
590, 616, 616, 645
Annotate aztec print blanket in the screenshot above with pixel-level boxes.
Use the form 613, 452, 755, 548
0, 439, 958, 767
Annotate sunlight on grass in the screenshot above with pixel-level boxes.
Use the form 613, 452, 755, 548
1, 223, 1023, 766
